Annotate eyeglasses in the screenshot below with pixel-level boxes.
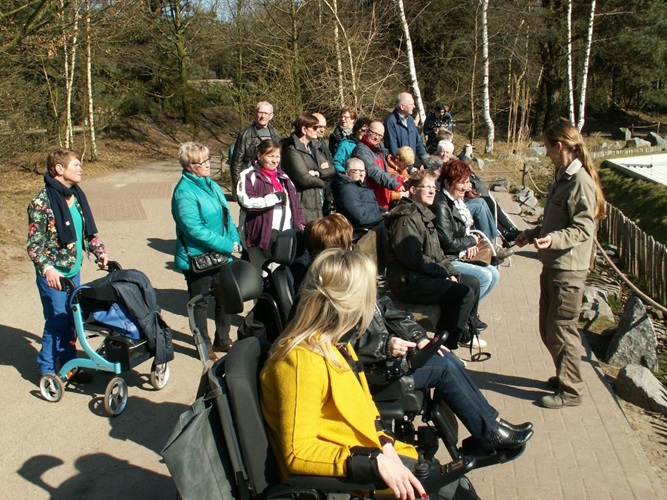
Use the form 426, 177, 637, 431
368, 130, 384, 139
192, 157, 211, 167
348, 169, 365, 174
415, 185, 436, 191
341, 115, 352, 121
315, 125, 326, 130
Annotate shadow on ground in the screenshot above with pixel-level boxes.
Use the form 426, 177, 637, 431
0, 325, 41, 385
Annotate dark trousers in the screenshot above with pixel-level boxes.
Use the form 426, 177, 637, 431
390, 273, 480, 349
183, 269, 231, 349
412, 353, 498, 440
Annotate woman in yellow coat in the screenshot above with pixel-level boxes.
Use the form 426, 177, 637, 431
261, 249, 426, 500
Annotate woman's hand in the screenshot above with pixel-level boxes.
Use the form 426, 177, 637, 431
390, 338, 416, 358
96, 253, 109, 270
44, 268, 64, 290
465, 245, 479, 260
534, 235, 552, 250
376, 449, 425, 500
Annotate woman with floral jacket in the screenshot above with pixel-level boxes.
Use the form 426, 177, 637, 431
27, 149, 108, 383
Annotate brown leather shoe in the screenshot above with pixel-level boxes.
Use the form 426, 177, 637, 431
207, 349, 218, 362
494, 245, 514, 260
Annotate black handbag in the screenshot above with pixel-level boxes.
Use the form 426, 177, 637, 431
178, 231, 228, 274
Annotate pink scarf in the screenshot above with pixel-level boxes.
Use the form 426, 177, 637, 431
260, 166, 284, 192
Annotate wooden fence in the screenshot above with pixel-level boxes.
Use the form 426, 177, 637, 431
598, 203, 667, 306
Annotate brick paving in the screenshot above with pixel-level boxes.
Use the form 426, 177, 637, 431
2, 162, 663, 498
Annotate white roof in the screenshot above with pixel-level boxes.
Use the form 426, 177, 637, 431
605, 153, 667, 187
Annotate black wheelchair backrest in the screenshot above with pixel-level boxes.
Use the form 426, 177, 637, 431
216, 260, 263, 314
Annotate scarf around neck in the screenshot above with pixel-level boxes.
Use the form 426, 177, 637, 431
44, 174, 98, 244
260, 165, 284, 192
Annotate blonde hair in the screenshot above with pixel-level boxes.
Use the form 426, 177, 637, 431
178, 142, 209, 170
544, 119, 606, 219
269, 248, 377, 369
396, 146, 415, 167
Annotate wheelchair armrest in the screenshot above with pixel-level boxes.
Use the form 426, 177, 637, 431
288, 474, 385, 492
375, 401, 406, 420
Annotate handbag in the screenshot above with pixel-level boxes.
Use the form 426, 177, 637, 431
178, 231, 228, 274
462, 239, 493, 266
161, 369, 234, 500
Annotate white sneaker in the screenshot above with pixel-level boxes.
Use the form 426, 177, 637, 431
459, 337, 488, 349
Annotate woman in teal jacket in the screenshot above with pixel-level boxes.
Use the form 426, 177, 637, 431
172, 142, 241, 361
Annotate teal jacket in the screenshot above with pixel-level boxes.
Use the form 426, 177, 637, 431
171, 170, 241, 272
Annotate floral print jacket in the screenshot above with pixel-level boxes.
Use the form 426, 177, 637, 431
27, 188, 106, 276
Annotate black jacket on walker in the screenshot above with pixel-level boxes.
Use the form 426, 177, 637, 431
88, 269, 174, 365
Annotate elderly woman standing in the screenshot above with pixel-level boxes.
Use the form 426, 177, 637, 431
516, 120, 606, 409
172, 142, 241, 360
281, 114, 335, 223
28, 149, 109, 383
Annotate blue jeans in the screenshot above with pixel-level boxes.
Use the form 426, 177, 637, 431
465, 197, 498, 240
36, 273, 80, 376
411, 353, 499, 440
451, 260, 499, 301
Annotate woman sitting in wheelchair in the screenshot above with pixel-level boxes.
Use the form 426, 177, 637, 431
261, 248, 532, 500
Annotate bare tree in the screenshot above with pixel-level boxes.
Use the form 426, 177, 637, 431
85, 0, 97, 160
566, 0, 575, 124
480, 0, 494, 153
60, 0, 81, 148
396, 0, 425, 123
577, 0, 596, 131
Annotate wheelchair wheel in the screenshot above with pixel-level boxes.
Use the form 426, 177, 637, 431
150, 362, 170, 390
104, 376, 128, 416
40, 374, 64, 403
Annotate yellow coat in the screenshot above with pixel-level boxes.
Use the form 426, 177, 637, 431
260, 343, 417, 482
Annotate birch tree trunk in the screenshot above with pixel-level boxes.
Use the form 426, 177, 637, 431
577, 0, 597, 131
61, 0, 80, 148
321, 0, 358, 109
480, 0, 494, 153
566, 0, 575, 124
332, 0, 344, 107
85, 0, 97, 161
396, 0, 425, 124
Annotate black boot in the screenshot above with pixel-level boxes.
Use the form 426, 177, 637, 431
480, 425, 533, 451
499, 419, 533, 432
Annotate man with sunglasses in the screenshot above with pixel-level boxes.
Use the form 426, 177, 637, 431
352, 121, 405, 210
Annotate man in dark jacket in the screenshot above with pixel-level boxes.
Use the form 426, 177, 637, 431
230, 101, 282, 200
384, 92, 428, 162
384, 169, 482, 350
328, 107, 356, 155
332, 158, 384, 229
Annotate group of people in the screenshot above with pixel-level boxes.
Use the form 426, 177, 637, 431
27, 94, 605, 498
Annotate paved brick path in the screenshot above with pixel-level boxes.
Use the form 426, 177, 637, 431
1, 161, 663, 499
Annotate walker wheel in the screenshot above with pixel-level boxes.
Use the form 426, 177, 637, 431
104, 376, 128, 416
150, 362, 170, 390
39, 374, 64, 403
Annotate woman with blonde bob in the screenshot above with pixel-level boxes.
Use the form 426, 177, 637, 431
261, 249, 431, 500
516, 119, 606, 409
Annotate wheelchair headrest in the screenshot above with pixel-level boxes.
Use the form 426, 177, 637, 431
215, 259, 263, 314
270, 229, 304, 266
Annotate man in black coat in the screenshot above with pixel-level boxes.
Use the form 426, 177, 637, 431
229, 101, 282, 200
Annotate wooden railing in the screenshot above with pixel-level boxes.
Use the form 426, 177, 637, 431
598, 203, 667, 306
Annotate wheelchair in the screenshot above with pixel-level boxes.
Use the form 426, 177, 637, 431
206, 245, 526, 474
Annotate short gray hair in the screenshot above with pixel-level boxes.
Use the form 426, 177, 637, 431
436, 140, 455, 154
346, 157, 365, 172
